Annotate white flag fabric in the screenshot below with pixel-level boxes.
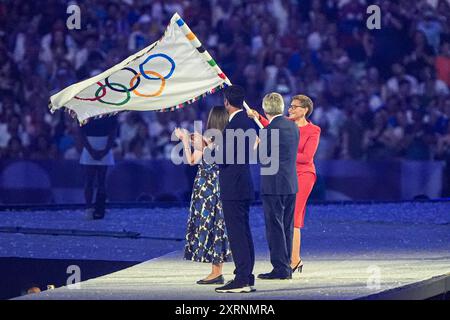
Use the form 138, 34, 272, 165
49, 13, 230, 125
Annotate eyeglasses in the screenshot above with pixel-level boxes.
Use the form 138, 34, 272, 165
289, 104, 306, 109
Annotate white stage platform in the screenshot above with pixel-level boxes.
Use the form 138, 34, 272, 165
16, 250, 450, 300
5, 202, 449, 300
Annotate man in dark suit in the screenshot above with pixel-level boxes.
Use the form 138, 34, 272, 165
215, 85, 257, 293
258, 92, 299, 280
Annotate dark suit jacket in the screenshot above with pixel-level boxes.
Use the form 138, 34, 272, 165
219, 110, 256, 201
260, 116, 299, 195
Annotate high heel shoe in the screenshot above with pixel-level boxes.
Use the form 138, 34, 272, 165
292, 260, 303, 273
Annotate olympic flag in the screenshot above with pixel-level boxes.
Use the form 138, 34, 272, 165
49, 13, 230, 125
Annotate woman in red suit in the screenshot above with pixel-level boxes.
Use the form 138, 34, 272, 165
249, 94, 320, 273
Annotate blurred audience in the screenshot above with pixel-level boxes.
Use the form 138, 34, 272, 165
0, 0, 449, 164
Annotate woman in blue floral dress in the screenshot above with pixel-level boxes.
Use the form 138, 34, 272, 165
174, 106, 232, 285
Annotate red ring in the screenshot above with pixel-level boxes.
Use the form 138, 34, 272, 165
74, 82, 107, 101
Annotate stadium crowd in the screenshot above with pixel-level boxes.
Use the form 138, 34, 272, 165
0, 0, 449, 165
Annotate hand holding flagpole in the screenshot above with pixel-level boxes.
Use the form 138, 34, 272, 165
243, 101, 264, 129
175, 13, 264, 129
223, 79, 264, 129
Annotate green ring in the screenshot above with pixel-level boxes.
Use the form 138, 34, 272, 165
95, 82, 130, 106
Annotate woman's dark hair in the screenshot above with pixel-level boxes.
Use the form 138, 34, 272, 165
206, 105, 229, 132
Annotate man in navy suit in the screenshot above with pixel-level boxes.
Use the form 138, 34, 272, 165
215, 85, 257, 293
258, 92, 299, 280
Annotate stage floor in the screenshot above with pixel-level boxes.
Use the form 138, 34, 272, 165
15, 249, 450, 300
4, 202, 450, 300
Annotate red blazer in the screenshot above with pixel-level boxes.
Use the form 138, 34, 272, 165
258, 115, 321, 174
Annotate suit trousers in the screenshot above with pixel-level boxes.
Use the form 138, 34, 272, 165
222, 200, 255, 286
261, 194, 296, 276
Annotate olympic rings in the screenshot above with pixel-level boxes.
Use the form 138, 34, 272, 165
72, 53, 175, 106
139, 53, 175, 80
95, 82, 131, 106
105, 67, 140, 93
75, 82, 106, 101
130, 71, 165, 97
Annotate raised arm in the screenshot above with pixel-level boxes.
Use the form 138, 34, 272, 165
175, 128, 203, 166
246, 109, 269, 127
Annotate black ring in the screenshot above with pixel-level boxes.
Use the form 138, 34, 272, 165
105, 67, 140, 92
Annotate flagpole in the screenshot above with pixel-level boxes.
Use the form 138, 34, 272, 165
223, 79, 264, 129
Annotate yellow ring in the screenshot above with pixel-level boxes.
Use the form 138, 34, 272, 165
130, 71, 166, 97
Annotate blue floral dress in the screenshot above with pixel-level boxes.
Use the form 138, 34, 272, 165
184, 159, 232, 264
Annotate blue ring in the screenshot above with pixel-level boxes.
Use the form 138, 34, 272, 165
139, 53, 175, 80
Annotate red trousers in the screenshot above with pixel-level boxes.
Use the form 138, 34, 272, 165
294, 171, 316, 228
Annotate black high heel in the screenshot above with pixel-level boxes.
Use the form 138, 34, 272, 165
292, 260, 303, 273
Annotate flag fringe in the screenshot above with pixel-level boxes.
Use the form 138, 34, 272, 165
53, 82, 229, 126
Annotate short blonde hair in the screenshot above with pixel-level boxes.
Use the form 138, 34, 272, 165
292, 94, 314, 118
262, 92, 284, 116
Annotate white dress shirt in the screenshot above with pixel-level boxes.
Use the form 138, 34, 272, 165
268, 114, 283, 124
228, 109, 243, 122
